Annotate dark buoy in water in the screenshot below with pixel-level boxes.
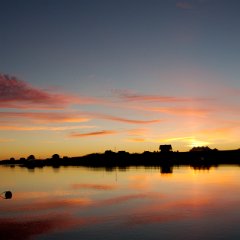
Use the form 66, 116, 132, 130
1, 191, 12, 199
5, 191, 12, 199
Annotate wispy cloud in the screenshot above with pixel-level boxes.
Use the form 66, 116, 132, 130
0, 111, 161, 125
0, 125, 95, 131
102, 115, 161, 124
0, 112, 89, 123
176, 1, 193, 9
134, 106, 213, 117
70, 130, 117, 138
86, 112, 161, 124
0, 74, 97, 109
113, 89, 209, 103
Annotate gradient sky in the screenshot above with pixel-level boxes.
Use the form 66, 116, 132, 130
1, 0, 240, 159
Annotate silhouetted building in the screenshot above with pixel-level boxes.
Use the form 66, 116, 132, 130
159, 144, 172, 152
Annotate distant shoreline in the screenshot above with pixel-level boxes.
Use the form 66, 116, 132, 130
1, 149, 240, 169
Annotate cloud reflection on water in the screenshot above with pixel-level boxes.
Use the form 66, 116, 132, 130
2, 166, 240, 239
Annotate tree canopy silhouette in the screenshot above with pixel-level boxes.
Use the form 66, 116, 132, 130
52, 154, 60, 160
27, 155, 35, 160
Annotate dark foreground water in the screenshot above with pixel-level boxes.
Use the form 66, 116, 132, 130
1, 165, 240, 240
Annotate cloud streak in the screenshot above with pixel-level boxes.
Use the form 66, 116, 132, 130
0, 125, 95, 131
114, 89, 210, 103
0, 112, 89, 123
0, 111, 161, 125
70, 130, 117, 138
85, 112, 161, 124
133, 106, 213, 117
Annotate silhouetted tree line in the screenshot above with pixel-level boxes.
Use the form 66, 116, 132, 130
1, 145, 240, 169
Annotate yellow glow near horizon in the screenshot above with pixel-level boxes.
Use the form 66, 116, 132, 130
188, 138, 211, 148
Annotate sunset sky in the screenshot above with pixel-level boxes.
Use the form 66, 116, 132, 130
1, 0, 240, 159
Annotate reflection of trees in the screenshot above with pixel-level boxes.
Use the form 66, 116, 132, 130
191, 165, 216, 171
160, 165, 173, 174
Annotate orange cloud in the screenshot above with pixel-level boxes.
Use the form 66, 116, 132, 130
126, 128, 150, 142
0, 125, 95, 131
127, 128, 149, 135
0, 112, 89, 123
70, 130, 117, 138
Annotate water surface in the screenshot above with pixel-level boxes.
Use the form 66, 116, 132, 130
1, 165, 240, 240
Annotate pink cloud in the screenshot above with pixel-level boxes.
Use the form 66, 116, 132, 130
70, 130, 117, 138
0, 74, 97, 109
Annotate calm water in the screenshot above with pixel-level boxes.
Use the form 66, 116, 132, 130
1, 165, 240, 240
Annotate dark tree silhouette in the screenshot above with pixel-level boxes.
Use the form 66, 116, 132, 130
27, 155, 35, 160
189, 146, 212, 152
52, 154, 60, 160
